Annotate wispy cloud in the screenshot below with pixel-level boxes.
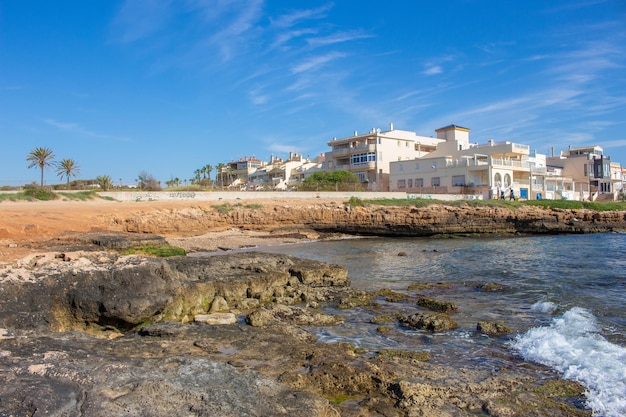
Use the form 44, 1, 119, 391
203, 0, 264, 61
270, 4, 332, 28
291, 52, 346, 74
110, 0, 173, 43
269, 28, 318, 49
423, 65, 443, 75
307, 30, 373, 47
422, 54, 458, 76
44, 119, 130, 142
248, 87, 269, 105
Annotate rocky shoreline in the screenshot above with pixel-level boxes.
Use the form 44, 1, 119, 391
0, 238, 590, 416
2, 201, 621, 416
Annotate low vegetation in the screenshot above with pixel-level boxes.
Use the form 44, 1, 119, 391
346, 197, 626, 211
123, 244, 186, 257
300, 170, 364, 191
0, 189, 104, 202
0, 188, 58, 202
57, 191, 101, 201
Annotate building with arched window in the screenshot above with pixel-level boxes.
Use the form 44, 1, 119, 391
389, 125, 548, 200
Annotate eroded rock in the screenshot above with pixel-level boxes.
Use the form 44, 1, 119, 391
399, 312, 458, 332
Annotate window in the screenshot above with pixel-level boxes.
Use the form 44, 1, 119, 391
504, 174, 511, 187
584, 164, 588, 177
407, 179, 413, 188
432, 177, 440, 187
398, 179, 406, 188
452, 175, 465, 186
415, 178, 423, 187
415, 163, 420, 170
351, 152, 376, 165
494, 173, 502, 186
398, 165, 404, 171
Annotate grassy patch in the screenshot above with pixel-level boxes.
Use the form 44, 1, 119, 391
344, 197, 626, 212
57, 191, 99, 201
212, 202, 263, 213
212, 203, 234, 214
244, 203, 263, 210
0, 188, 61, 201
123, 244, 186, 257
327, 394, 358, 405
0, 189, 106, 202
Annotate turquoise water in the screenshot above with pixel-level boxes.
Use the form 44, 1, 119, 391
253, 233, 626, 417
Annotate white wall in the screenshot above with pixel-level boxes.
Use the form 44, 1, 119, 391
98, 191, 409, 202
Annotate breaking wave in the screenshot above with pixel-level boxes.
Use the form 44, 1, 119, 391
511, 307, 626, 417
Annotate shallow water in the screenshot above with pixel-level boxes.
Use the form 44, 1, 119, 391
252, 233, 626, 416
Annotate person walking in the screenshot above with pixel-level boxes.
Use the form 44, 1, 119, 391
509, 188, 515, 201
501, 190, 505, 200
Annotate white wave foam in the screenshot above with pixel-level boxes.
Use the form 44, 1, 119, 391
531, 300, 558, 313
511, 307, 626, 417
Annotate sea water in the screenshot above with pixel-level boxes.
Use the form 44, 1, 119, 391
254, 233, 626, 417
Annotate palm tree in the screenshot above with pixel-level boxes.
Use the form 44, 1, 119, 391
26, 147, 55, 187
96, 175, 112, 191
205, 164, 213, 182
55, 158, 80, 189
216, 163, 226, 188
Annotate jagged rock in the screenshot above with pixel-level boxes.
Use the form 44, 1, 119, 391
0, 251, 349, 333
477, 321, 511, 336
209, 295, 229, 312
116, 203, 625, 237
417, 297, 459, 313
399, 312, 458, 332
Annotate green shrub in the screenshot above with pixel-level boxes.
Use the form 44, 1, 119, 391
212, 203, 234, 214
346, 196, 365, 207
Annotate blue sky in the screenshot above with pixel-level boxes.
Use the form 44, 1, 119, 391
1, 0, 625, 187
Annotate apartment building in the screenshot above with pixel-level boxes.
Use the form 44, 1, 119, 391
389, 125, 547, 200
546, 146, 618, 200
216, 156, 265, 189
324, 123, 444, 191
247, 153, 323, 190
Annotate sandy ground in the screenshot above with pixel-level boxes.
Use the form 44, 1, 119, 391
0, 197, 342, 264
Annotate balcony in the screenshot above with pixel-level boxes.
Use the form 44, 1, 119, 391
332, 143, 376, 155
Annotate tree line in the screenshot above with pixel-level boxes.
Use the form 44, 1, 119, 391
24, 147, 219, 191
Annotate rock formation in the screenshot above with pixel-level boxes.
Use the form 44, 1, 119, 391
111, 202, 626, 238
0, 234, 593, 416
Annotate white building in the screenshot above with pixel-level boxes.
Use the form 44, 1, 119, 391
389, 125, 547, 200
547, 145, 621, 200
324, 123, 444, 191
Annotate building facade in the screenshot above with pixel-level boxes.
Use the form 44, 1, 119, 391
389, 125, 547, 200
324, 123, 444, 191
